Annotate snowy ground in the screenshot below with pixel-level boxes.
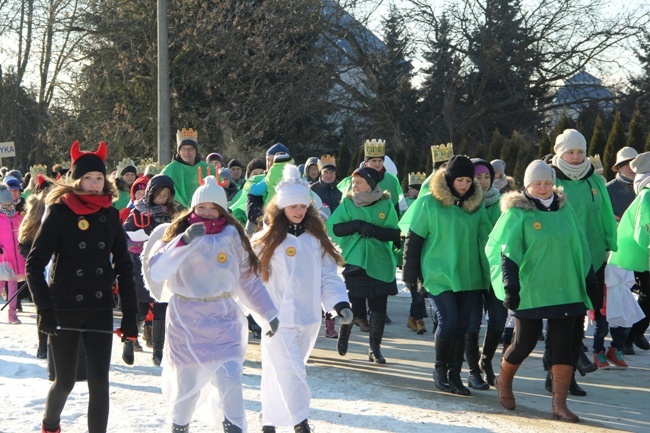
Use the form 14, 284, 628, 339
1, 284, 649, 433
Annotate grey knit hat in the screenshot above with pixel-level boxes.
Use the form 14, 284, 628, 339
554, 129, 586, 156
524, 160, 556, 188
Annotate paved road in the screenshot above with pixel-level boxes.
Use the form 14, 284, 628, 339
300, 293, 650, 433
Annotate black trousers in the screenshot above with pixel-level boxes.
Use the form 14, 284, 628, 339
629, 271, 650, 341
44, 309, 113, 433
505, 316, 582, 367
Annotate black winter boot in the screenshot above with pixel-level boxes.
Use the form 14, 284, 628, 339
152, 319, 166, 366
37, 331, 48, 359
576, 349, 597, 376
479, 332, 501, 386
569, 371, 587, 396
433, 336, 453, 392
222, 418, 242, 433
262, 426, 276, 433
545, 370, 552, 393
294, 419, 311, 432
172, 423, 189, 432
337, 323, 352, 356
465, 333, 489, 390
448, 338, 471, 395
368, 311, 387, 364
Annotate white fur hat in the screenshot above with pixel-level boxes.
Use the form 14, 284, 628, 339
554, 129, 586, 156
275, 164, 312, 210
524, 160, 556, 188
191, 175, 228, 209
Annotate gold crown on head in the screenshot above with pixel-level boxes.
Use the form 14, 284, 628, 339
30, 164, 48, 178
431, 143, 454, 163
364, 139, 385, 158
318, 154, 336, 170
117, 158, 136, 177
176, 128, 198, 145
588, 154, 603, 174
136, 158, 154, 174
144, 162, 164, 177
408, 172, 427, 186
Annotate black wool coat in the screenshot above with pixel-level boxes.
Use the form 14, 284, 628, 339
26, 202, 137, 314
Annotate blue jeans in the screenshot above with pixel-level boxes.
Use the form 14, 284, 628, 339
484, 289, 508, 339
430, 290, 482, 340
593, 309, 631, 352
408, 283, 427, 320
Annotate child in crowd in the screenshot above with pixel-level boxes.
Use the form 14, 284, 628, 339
253, 165, 352, 433
0, 184, 25, 324
144, 175, 279, 433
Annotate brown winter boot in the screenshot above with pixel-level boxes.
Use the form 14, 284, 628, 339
407, 315, 418, 332
415, 319, 427, 334
495, 358, 520, 410
551, 365, 580, 423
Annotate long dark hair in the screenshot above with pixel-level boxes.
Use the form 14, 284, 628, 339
253, 198, 344, 282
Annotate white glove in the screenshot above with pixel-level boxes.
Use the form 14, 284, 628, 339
338, 308, 353, 325
266, 317, 280, 337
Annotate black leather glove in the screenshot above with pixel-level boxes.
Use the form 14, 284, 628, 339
37, 309, 59, 336
120, 311, 139, 342
503, 290, 520, 311
358, 222, 377, 238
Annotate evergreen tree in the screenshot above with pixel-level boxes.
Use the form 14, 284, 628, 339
513, 141, 536, 186
589, 115, 607, 158
537, 133, 552, 159
645, 133, 650, 153
627, 104, 646, 152
500, 134, 520, 179
487, 129, 504, 161
603, 112, 626, 180
551, 111, 575, 146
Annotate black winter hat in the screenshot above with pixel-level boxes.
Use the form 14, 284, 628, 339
352, 167, 380, 191
145, 174, 175, 205
228, 159, 243, 169
445, 155, 474, 182
246, 158, 266, 178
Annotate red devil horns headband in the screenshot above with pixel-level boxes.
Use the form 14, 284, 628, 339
70, 141, 108, 165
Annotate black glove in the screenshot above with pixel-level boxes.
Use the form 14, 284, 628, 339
120, 311, 139, 342
358, 222, 377, 238
37, 309, 59, 336
266, 317, 280, 337
182, 223, 206, 244
503, 290, 520, 311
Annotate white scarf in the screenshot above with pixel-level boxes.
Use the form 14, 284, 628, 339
493, 177, 508, 191
552, 155, 591, 180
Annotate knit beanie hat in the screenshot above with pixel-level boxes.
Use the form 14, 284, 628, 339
554, 129, 586, 156
130, 176, 150, 201
352, 167, 380, 191
445, 155, 475, 181
275, 164, 312, 210
266, 143, 289, 156
69, 141, 108, 180
206, 152, 222, 164
219, 168, 233, 181
524, 160, 556, 188
176, 128, 198, 152
246, 158, 266, 178
228, 159, 243, 169
3, 175, 22, 191
0, 184, 12, 204
7, 170, 22, 183
630, 152, 650, 175
491, 159, 506, 177
191, 175, 228, 210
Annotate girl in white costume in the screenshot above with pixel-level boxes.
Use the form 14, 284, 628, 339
253, 165, 353, 433
144, 176, 279, 433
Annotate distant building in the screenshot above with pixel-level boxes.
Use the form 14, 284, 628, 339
550, 70, 615, 123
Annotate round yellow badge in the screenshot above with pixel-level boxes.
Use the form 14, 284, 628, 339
217, 253, 227, 263
286, 247, 296, 257
78, 219, 90, 231
378, 212, 386, 219
533, 222, 542, 230
592, 188, 598, 195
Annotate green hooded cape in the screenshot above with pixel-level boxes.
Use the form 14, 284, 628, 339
326, 195, 398, 283
161, 160, 210, 208
608, 187, 650, 272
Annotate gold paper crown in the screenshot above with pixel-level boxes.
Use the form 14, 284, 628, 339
431, 143, 454, 163
136, 158, 154, 174
588, 154, 603, 174
176, 128, 198, 145
364, 139, 386, 158
144, 162, 164, 177
408, 172, 427, 186
29, 164, 48, 178
116, 158, 136, 177
318, 154, 337, 170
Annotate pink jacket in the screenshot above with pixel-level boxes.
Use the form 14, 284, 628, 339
0, 212, 25, 278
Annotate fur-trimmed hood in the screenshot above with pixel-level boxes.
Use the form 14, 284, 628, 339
430, 169, 484, 213
500, 187, 567, 213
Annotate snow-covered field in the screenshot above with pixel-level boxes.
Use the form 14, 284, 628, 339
1, 286, 648, 433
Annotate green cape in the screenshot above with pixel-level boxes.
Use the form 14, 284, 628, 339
161, 160, 211, 208
326, 195, 398, 283
608, 187, 650, 272
113, 189, 130, 210
485, 191, 592, 311
229, 173, 265, 225
556, 173, 617, 269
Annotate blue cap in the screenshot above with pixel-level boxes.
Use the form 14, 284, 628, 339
266, 143, 289, 156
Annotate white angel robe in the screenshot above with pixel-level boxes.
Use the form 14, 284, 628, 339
254, 230, 349, 427
147, 224, 278, 431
